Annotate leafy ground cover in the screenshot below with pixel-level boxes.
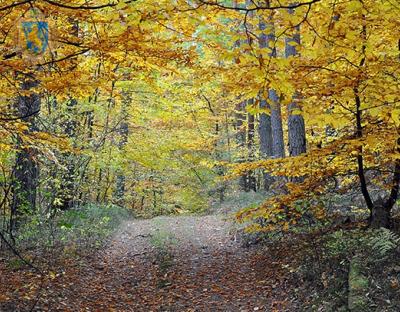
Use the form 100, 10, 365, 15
1, 214, 301, 311
1, 212, 400, 311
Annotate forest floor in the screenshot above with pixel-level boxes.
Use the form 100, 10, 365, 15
1, 214, 304, 311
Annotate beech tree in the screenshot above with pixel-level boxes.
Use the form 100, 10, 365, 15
258, 14, 274, 190
0, 0, 399, 236
285, 8, 306, 158
230, 0, 400, 230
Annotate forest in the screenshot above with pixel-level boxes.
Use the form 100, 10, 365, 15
0, 0, 399, 311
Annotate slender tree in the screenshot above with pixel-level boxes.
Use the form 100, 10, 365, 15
246, 99, 257, 192
235, 101, 248, 190
285, 7, 306, 157
114, 91, 130, 205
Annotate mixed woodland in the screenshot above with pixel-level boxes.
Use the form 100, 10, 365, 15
0, 0, 400, 311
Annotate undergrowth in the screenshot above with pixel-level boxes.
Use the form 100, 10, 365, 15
1, 204, 131, 267
298, 227, 400, 311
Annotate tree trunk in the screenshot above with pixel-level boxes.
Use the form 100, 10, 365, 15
258, 12, 275, 190
352, 25, 400, 229
235, 101, 247, 191
288, 103, 306, 156
285, 11, 306, 157
247, 99, 257, 192
261, 12, 285, 158
11, 78, 40, 230
369, 203, 391, 229
270, 90, 285, 158
258, 100, 273, 154
58, 98, 78, 210
114, 92, 130, 205
355, 88, 400, 228
259, 96, 274, 190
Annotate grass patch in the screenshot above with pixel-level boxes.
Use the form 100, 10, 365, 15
149, 219, 177, 284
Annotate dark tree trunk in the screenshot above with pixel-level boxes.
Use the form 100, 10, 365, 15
355, 88, 400, 228
369, 202, 390, 229
11, 78, 40, 230
352, 23, 399, 229
369, 156, 400, 228
262, 14, 285, 159
259, 96, 274, 190
57, 20, 80, 210
258, 101, 272, 154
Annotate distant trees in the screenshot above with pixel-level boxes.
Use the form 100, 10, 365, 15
0, 0, 398, 240
229, 0, 400, 230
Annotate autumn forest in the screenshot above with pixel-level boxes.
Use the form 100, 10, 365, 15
0, 0, 400, 311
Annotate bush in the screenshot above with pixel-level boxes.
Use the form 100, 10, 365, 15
14, 204, 131, 255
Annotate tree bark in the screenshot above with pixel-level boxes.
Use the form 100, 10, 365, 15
258, 12, 275, 190
11, 78, 40, 230
287, 103, 306, 156
270, 90, 285, 157
259, 96, 273, 190
261, 12, 285, 158
285, 10, 306, 157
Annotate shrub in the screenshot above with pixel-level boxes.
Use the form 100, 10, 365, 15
14, 204, 131, 254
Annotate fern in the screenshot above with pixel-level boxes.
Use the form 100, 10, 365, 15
368, 228, 400, 260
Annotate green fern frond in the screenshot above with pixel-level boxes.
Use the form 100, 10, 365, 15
369, 228, 400, 260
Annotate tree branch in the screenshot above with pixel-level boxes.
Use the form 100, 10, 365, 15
196, 0, 321, 12
354, 87, 373, 210
43, 0, 118, 10
0, 0, 138, 12
0, 109, 40, 121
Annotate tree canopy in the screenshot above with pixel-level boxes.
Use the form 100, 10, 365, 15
0, 0, 399, 230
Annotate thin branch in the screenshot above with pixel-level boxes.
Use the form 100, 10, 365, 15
38, 48, 90, 66
0, 0, 138, 12
197, 0, 321, 12
43, 0, 121, 10
0, 109, 40, 121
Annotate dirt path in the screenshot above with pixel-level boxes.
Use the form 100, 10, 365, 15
38, 215, 298, 311
104, 215, 237, 260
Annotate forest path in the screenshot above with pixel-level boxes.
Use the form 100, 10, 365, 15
48, 215, 298, 311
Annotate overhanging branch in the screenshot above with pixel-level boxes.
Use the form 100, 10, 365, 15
0, 0, 139, 12
196, 0, 321, 12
